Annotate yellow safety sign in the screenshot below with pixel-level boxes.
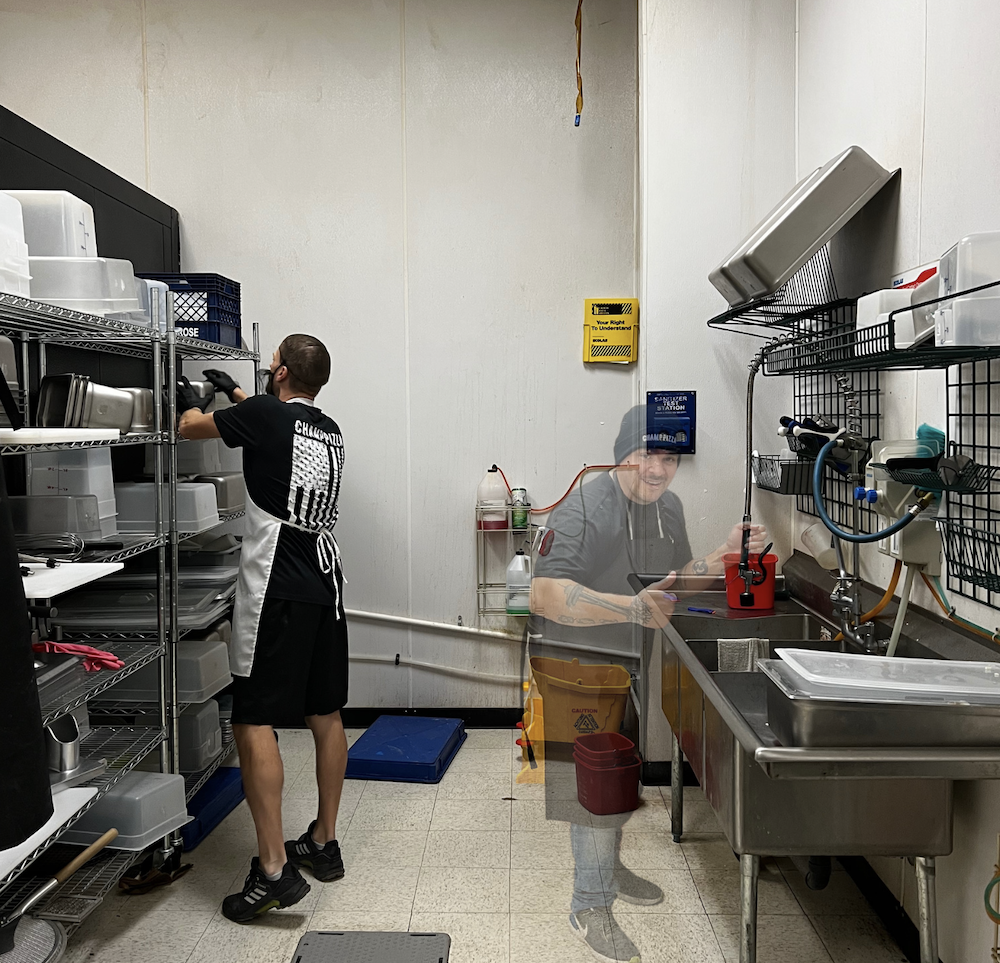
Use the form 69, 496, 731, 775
583, 299, 639, 364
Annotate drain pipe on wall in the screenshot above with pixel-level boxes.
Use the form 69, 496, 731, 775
345, 608, 636, 663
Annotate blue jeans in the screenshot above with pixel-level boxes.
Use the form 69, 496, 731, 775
570, 823, 622, 915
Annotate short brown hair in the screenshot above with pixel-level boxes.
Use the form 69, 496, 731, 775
278, 334, 331, 395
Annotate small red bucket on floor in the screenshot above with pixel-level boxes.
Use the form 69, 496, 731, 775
574, 732, 637, 768
574, 735, 641, 816
723, 553, 778, 610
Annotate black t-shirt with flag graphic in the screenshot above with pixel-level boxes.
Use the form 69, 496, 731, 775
214, 395, 344, 606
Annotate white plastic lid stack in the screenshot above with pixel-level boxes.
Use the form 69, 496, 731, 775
0, 191, 30, 297
28, 255, 140, 317
5, 189, 97, 257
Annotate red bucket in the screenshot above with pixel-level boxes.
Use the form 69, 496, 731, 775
574, 751, 641, 815
574, 732, 638, 768
723, 553, 777, 611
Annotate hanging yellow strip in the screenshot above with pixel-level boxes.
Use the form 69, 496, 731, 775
575, 0, 583, 126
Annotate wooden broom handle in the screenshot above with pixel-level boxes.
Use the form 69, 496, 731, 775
54, 829, 119, 883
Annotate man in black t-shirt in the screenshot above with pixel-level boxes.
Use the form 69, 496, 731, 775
177, 334, 349, 923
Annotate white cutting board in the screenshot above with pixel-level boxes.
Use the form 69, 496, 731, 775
0, 428, 120, 445
0, 788, 98, 881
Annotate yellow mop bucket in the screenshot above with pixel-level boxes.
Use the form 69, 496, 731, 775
529, 656, 632, 744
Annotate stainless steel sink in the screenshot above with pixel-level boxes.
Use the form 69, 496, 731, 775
658, 594, 1000, 963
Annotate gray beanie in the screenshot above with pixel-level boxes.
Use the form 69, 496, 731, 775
614, 404, 648, 464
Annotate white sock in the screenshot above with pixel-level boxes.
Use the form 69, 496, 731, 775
264, 865, 283, 881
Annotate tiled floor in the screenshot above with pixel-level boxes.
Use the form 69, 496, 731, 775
63, 729, 908, 963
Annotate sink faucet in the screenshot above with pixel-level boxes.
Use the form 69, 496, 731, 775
830, 537, 881, 653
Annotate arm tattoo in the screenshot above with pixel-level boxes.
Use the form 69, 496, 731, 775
554, 616, 599, 626
563, 583, 585, 608
559, 582, 641, 623
691, 557, 710, 576
629, 597, 652, 626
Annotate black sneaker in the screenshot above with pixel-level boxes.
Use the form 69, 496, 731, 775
285, 820, 345, 882
221, 858, 310, 924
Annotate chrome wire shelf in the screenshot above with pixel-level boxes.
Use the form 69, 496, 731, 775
218, 509, 245, 523
0, 433, 160, 456
80, 535, 168, 564
38, 644, 164, 727
0, 726, 164, 895
185, 732, 237, 802
0, 293, 257, 362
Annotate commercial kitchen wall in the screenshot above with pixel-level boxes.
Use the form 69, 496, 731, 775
796, 2, 1000, 959
0, 0, 638, 709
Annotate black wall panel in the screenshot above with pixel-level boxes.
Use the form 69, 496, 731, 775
0, 105, 179, 272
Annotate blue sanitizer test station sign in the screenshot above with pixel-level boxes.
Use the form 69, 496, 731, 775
646, 391, 696, 455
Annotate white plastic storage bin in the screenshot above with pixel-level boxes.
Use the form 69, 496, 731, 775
854, 288, 929, 353
145, 438, 222, 477
6, 190, 97, 257
934, 232, 1000, 346
137, 277, 169, 330
115, 481, 219, 534
61, 771, 188, 851
9, 494, 102, 540
104, 639, 231, 703
28, 256, 139, 317
30, 449, 117, 538
180, 700, 223, 773
0, 191, 30, 297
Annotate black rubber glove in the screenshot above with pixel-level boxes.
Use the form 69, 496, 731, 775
176, 375, 211, 414
202, 368, 240, 402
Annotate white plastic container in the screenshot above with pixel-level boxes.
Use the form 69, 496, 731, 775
6, 190, 97, 257
61, 771, 189, 851
145, 438, 222, 477
115, 481, 219, 534
477, 467, 508, 530
9, 494, 102, 540
934, 232, 1000, 346
854, 288, 928, 353
138, 277, 169, 330
30, 449, 117, 538
179, 700, 223, 773
506, 550, 531, 615
28, 256, 139, 317
0, 191, 30, 297
776, 647, 1000, 701
106, 639, 231, 703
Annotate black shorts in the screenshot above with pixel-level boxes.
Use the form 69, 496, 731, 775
231, 596, 349, 727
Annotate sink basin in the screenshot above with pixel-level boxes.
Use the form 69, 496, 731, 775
671, 611, 830, 644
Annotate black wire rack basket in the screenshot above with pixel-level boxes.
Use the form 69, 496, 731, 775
751, 454, 814, 495
938, 517, 1000, 596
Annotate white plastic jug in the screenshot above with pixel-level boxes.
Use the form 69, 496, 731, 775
477, 467, 508, 530
506, 550, 531, 615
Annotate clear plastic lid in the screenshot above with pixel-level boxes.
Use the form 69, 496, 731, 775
776, 647, 1000, 698
760, 658, 1000, 707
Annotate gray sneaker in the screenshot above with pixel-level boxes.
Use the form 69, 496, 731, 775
614, 865, 664, 905
569, 907, 641, 963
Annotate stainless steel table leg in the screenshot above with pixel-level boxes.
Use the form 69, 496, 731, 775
915, 856, 938, 963
671, 730, 684, 843
740, 854, 760, 963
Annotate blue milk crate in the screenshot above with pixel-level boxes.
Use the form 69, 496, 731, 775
137, 272, 241, 331
174, 320, 241, 347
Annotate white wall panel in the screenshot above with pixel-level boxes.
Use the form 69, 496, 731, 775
642, 0, 797, 567
0, 0, 637, 709
0, 0, 147, 189
798, 3, 1000, 959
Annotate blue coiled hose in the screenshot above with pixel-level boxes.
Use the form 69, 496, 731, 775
812, 438, 920, 544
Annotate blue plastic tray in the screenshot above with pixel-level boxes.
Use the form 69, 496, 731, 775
182, 766, 245, 851
345, 715, 466, 783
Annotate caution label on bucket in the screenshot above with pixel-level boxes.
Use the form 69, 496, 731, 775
574, 714, 601, 734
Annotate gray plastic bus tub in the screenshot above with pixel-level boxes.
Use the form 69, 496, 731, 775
9, 493, 102, 540
61, 771, 189, 850
179, 700, 223, 772
710, 146, 894, 305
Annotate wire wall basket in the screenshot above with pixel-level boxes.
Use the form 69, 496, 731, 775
945, 357, 1000, 608
752, 454, 814, 495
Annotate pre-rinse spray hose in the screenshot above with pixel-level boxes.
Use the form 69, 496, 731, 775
921, 572, 1000, 645
812, 438, 935, 543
